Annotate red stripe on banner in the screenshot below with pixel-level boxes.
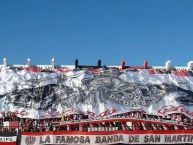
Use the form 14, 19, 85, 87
21, 129, 193, 136
0, 142, 16, 145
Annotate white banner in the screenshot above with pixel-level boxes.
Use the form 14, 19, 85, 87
21, 130, 193, 145
0, 136, 16, 142
0, 68, 193, 118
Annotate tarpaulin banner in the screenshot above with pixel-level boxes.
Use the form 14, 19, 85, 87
21, 130, 193, 145
0, 68, 193, 118
0, 132, 17, 145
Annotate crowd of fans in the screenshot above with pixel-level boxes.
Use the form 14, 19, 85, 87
0, 111, 192, 133
112, 111, 193, 124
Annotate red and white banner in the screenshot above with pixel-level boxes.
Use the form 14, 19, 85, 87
0, 132, 17, 145
21, 130, 193, 145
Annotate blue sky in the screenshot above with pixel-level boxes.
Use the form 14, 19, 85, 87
0, 0, 193, 66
